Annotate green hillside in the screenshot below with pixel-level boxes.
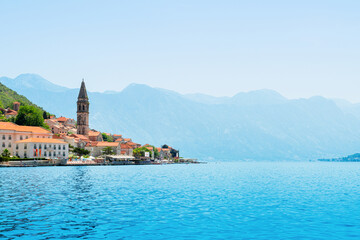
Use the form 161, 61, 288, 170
0, 82, 43, 111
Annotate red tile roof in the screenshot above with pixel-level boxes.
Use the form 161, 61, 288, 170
87, 141, 119, 147
0, 122, 51, 134
88, 131, 101, 137
120, 143, 133, 149
57, 117, 68, 122
69, 134, 90, 142
95, 142, 119, 147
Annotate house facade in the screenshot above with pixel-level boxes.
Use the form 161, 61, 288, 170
14, 138, 69, 159
85, 141, 121, 157
0, 122, 69, 159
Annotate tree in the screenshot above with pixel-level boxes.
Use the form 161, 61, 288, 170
42, 111, 50, 120
170, 148, 179, 158
102, 133, 113, 142
154, 147, 160, 158
2, 149, 10, 158
0, 149, 10, 162
144, 145, 159, 158
162, 144, 169, 149
133, 147, 152, 158
15, 105, 44, 127
73, 147, 90, 156
102, 146, 114, 155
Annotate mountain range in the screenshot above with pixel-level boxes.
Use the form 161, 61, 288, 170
1, 73, 360, 161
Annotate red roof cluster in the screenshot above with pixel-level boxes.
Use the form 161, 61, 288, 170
57, 116, 68, 122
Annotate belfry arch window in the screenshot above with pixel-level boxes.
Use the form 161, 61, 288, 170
83, 105, 85, 111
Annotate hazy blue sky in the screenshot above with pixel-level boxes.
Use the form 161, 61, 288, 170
1, 1, 360, 101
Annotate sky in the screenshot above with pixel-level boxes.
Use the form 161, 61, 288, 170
1, 0, 360, 101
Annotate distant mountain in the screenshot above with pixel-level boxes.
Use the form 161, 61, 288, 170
2, 74, 360, 161
0, 74, 70, 93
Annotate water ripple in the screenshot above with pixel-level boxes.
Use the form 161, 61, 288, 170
1, 163, 360, 239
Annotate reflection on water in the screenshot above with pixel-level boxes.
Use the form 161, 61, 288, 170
1, 163, 360, 239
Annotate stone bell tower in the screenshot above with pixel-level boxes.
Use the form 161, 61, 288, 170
77, 79, 90, 136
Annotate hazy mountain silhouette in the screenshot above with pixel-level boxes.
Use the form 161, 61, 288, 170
2, 74, 360, 161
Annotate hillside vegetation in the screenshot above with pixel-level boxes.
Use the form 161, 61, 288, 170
0, 82, 43, 111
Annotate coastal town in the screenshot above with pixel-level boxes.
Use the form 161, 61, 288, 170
0, 80, 197, 167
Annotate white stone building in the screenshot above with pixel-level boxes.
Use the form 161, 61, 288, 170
0, 122, 68, 159
14, 138, 69, 159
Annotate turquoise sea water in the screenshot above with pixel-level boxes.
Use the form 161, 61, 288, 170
1, 162, 360, 239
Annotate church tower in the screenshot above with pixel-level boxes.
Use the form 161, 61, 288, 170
77, 79, 90, 136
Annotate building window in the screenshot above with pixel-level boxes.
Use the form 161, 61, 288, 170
58, 145, 61, 150
44, 152, 47, 157
16, 144, 18, 150
24, 153, 27, 158
44, 145, 47, 150
26, 136, 28, 139
63, 145, 65, 150
8, 135, 11, 140
2, 143, 4, 147
8, 143, 11, 148
63, 152, 65, 157
39, 144, 42, 149
34, 144, 37, 149
16, 152, 19, 157
20, 136, 23, 140
2, 135, 5, 140
24, 144, 27, 150
53, 145, 56, 150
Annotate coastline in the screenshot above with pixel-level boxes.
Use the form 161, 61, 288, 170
0, 158, 203, 167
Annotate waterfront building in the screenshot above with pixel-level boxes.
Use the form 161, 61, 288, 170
0, 122, 70, 158
14, 138, 69, 159
85, 141, 121, 157
77, 80, 90, 136
120, 143, 134, 156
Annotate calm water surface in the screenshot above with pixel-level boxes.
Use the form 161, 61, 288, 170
1, 162, 360, 239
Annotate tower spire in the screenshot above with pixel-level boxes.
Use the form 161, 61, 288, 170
78, 79, 88, 99
77, 79, 90, 136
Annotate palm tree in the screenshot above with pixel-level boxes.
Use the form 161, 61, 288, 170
2, 148, 10, 158
102, 146, 114, 155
